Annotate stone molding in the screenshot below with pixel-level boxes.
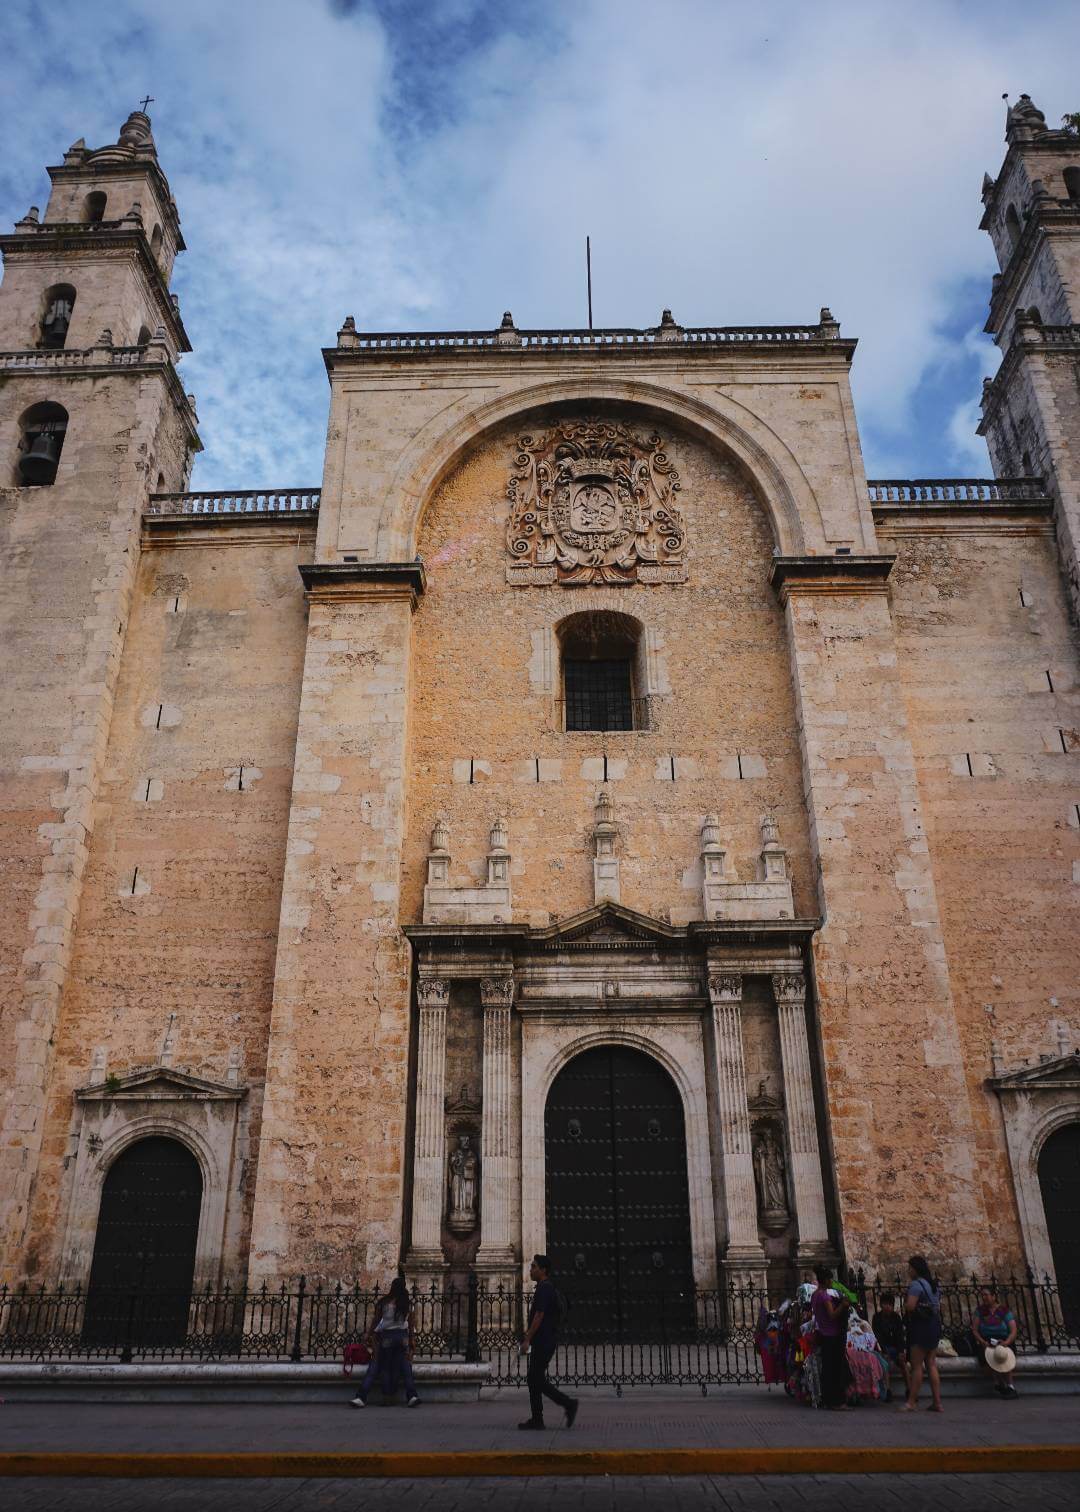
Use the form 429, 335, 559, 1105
769, 555, 895, 601
298, 561, 426, 606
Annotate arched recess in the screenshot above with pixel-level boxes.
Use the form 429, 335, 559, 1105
16, 401, 68, 486
521, 1022, 718, 1294
372, 378, 827, 562
556, 608, 647, 731
1037, 1122, 1080, 1330
545, 1043, 694, 1335
82, 1135, 202, 1346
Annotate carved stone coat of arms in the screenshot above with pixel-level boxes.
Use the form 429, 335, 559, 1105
505, 419, 687, 586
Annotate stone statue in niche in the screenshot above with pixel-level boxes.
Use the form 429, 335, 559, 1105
447, 1132, 479, 1234
752, 1125, 790, 1234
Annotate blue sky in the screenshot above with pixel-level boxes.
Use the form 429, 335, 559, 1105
2, 0, 1078, 489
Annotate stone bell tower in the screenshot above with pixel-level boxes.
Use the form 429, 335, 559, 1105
977, 94, 1080, 615
0, 109, 200, 1269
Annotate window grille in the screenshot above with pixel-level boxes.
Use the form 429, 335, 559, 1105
564, 658, 634, 731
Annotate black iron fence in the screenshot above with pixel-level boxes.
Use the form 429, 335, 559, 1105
1, 1272, 1076, 1384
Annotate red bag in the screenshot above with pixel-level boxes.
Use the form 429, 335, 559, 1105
343, 1342, 371, 1376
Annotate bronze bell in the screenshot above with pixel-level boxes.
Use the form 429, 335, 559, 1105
19, 429, 61, 486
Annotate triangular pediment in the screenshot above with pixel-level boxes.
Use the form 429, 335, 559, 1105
75, 1065, 246, 1103
990, 1053, 1080, 1092
533, 903, 686, 948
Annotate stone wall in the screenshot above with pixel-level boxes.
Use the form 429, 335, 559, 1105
882, 507, 1080, 1273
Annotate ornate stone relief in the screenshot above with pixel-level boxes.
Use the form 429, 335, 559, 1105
505, 418, 687, 586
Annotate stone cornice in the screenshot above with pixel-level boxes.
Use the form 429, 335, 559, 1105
298, 560, 426, 606
143, 512, 318, 549
769, 554, 894, 599
75, 1066, 246, 1102
0, 226, 191, 352
0, 344, 201, 451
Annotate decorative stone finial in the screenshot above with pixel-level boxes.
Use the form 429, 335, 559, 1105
15, 205, 40, 229
1005, 92, 1047, 142
818, 307, 841, 337
425, 814, 451, 889
121, 201, 144, 227
1056, 1023, 1071, 1059
489, 815, 509, 854
759, 814, 788, 884
97, 327, 114, 347
981, 171, 996, 200
118, 110, 155, 150
591, 789, 620, 903
486, 815, 511, 890
656, 308, 683, 342
700, 812, 727, 884
337, 315, 359, 349
430, 813, 450, 854
990, 1039, 1004, 1076
496, 310, 521, 345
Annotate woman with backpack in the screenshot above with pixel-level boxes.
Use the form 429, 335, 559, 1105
350, 1276, 421, 1408
901, 1254, 943, 1413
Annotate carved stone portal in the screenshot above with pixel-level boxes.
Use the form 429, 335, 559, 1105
505, 418, 687, 586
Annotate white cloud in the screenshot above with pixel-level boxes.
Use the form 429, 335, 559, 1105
1, 0, 1077, 486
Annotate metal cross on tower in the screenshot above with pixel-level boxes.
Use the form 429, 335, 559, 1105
139, 96, 155, 113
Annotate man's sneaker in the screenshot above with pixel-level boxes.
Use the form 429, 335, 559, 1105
564, 1400, 579, 1429
518, 1418, 545, 1430
407, 1395, 421, 1407
350, 1394, 366, 1409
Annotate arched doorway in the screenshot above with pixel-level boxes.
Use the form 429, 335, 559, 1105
1038, 1123, 1080, 1331
83, 1136, 202, 1347
545, 1044, 694, 1337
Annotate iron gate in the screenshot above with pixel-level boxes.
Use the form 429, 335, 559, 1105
83, 1136, 202, 1347
545, 1044, 695, 1338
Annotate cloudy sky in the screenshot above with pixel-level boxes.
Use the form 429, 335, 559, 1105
2, 0, 1077, 489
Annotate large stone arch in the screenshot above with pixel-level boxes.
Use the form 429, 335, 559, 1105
377, 377, 826, 561
520, 1020, 718, 1291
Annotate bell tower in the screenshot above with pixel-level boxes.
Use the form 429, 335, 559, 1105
0, 109, 200, 1267
977, 95, 1080, 614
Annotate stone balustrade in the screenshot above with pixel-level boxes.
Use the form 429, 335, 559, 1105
146, 487, 321, 516
867, 477, 1049, 505
345, 323, 836, 352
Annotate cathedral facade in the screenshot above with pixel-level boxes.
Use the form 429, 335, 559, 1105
1, 98, 1079, 1312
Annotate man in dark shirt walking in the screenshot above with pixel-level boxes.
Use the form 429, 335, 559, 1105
519, 1254, 578, 1430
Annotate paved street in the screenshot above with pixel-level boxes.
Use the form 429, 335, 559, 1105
2, 1472, 1079, 1512
2, 1389, 1079, 1508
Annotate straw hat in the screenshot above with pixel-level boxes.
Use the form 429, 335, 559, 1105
984, 1341, 1017, 1373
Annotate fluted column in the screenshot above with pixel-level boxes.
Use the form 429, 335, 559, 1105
475, 975, 516, 1280
772, 973, 830, 1260
408, 977, 450, 1270
705, 972, 766, 1279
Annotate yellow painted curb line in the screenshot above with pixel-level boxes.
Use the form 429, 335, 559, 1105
0, 1446, 1078, 1478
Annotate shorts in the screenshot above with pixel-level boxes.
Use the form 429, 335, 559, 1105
907, 1315, 942, 1353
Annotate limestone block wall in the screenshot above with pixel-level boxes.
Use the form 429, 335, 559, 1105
883, 510, 1080, 1273
16, 528, 311, 1278
0, 254, 177, 356
402, 413, 816, 928
0, 368, 190, 1271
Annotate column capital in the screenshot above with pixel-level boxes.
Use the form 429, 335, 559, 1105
707, 971, 743, 1004
480, 975, 514, 1009
771, 972, 806, 1004
417, 977, 450, 1010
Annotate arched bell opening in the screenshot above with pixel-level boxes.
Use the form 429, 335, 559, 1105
82, 1135, 203, 1347
83, 190, 107, 225
544, 1043, 694, 1339
1038, 1122, 1080, 1332
38, 284, 76, 350
16, 401, 68, 487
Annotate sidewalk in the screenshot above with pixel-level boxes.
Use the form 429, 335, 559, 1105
2, 1385, 1078, 1453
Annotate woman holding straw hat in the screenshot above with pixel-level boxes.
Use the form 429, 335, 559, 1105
971, 1286, 1019, 1398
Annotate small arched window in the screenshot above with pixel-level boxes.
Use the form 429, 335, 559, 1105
39, 283, 76, 349
1064, 167, 1080, 202
17, 401, 68, 487
150, 224, 163, 258
558, 610, 646, 731
1004, 204, 1022, 251
83, 190, 107, 224
156, 471, 166, 491
136, 324, 152, 346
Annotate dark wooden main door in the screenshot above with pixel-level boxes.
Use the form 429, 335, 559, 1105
83, 1136, 202, 1347
545, 1044, 694, 1338
1039, 1122, 1080, 1332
